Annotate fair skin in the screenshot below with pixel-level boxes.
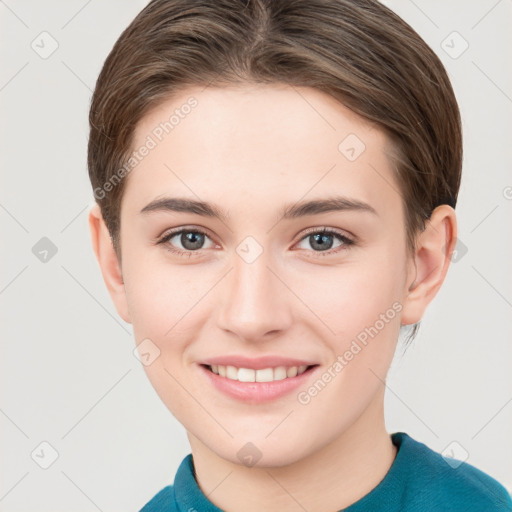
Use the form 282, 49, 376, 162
89, 84, 456, 512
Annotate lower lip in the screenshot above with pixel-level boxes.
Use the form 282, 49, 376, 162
198, 364, 319, 403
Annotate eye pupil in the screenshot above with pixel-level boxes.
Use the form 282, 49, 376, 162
182, 231, 204, 250
310, 233, 334, 251
163, 228, 350, 257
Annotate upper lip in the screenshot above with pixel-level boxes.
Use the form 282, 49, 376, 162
199, 355, 318, 370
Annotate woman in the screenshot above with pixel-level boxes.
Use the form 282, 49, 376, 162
87, 0, 511, 510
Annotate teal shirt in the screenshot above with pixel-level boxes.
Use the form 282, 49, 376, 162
140, 432, 512, 511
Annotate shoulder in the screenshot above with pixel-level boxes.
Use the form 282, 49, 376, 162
139, 485, 175, 512
394, 432, 512, 511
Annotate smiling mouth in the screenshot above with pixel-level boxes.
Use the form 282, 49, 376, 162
201, 363, 318, 383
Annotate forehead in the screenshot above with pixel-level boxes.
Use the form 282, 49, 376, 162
123, 84, 400, 220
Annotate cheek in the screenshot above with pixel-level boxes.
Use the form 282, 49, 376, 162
296, 267, 402, 419
123, 249, 206, 337
293, 256, 404, 337
123, 257, 206, 414
288, 250, 405, 392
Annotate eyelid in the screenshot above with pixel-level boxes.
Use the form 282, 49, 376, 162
156, 225, 218, 257
157, 225, 216, 243
296, 225, 355, 243
292, 226, 355, 257
157, 225, 356, 257
157, 225, 354, 243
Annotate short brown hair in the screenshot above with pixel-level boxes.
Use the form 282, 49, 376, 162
88, 0, 463, 341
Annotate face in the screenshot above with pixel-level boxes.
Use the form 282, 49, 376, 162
113, 84, 414, 466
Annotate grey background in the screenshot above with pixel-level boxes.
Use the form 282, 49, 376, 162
1, 0, 511, 510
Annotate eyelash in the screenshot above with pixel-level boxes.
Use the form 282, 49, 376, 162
157, 226, 355, 258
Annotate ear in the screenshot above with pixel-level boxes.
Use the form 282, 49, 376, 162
400, 204, 457, 326
88, 203, 132, 324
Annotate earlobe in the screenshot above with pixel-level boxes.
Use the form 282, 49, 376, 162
88, 203, 132, 324
400, 205, 457, 326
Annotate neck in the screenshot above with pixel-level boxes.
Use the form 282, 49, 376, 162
187, 389, 397, 512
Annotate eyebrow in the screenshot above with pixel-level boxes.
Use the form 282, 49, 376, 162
139, 195, 378, 221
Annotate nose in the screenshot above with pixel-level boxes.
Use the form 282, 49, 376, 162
215, 248, 294, 342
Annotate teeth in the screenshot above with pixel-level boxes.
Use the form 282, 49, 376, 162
209, 364, 310, 382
